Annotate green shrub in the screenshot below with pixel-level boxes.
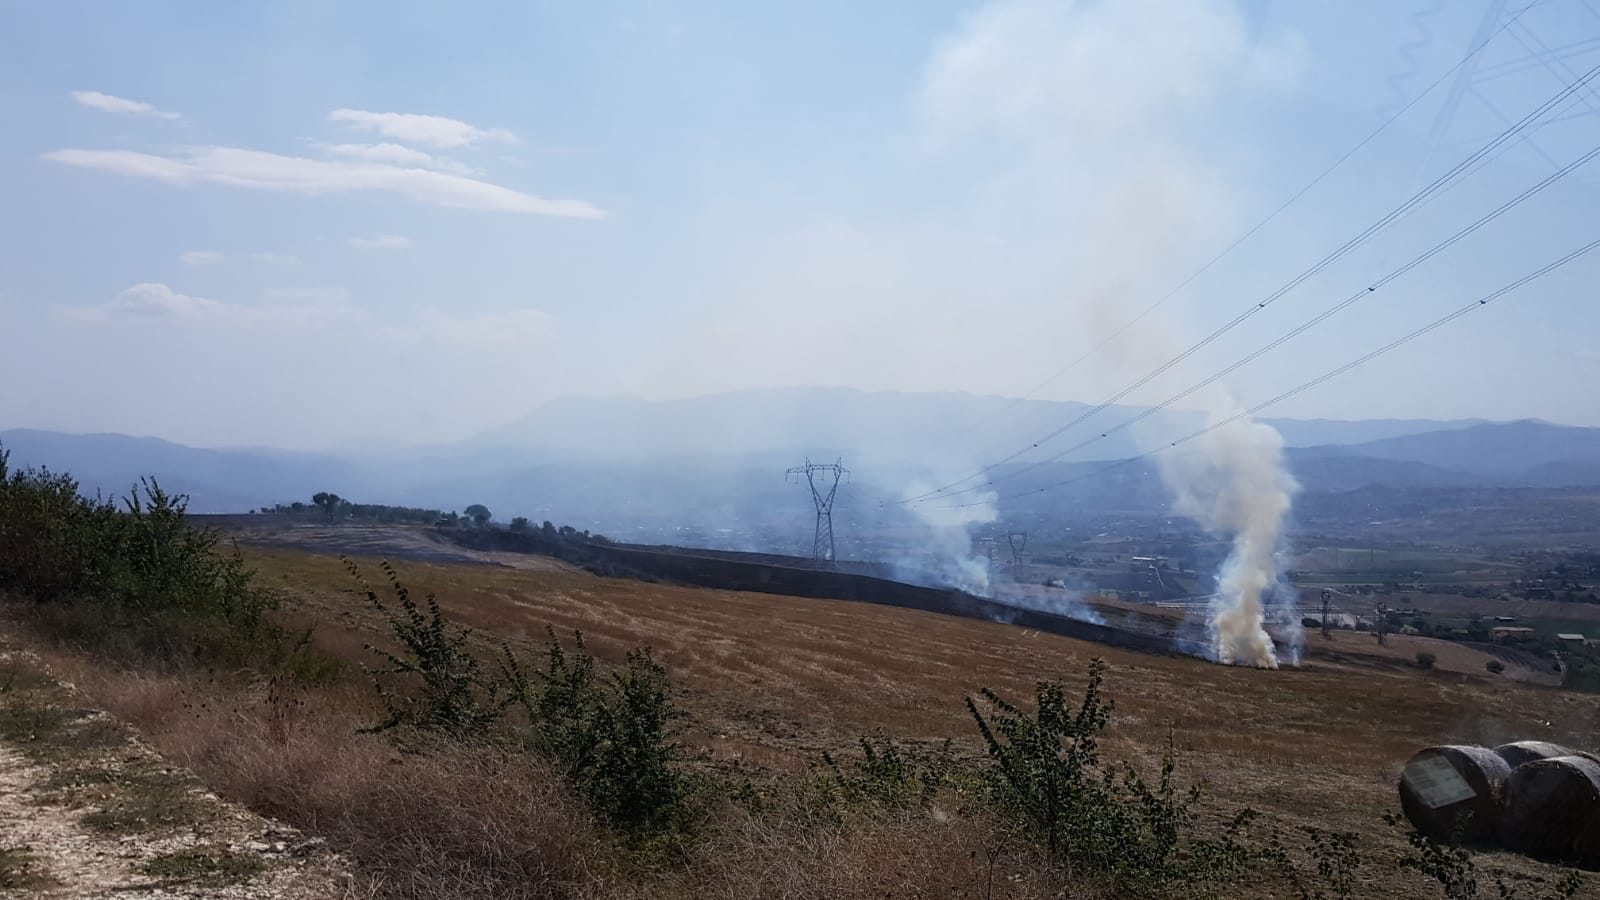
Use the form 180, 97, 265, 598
1385, 812, 1585, 899
0, 446, 317, 674
1299, 826, 1362, 899
1486, 660, 1505, 675
820, 736, 954, 807
1416, 652, 1437, 670
349, 559, 503, 739
967, 658, 1208, 890
502, 629, 685, 832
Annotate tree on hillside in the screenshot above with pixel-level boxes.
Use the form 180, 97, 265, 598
464, 504, 492, 527
312, 491, 344, 521
510, 516, 531, 533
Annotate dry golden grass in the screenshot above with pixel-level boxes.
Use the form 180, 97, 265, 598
250, 550, 1599, 864
14, 543, 1600, 898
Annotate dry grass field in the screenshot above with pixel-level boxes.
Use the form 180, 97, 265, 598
11, 532, 1600, 897
246, 547, 1597, 834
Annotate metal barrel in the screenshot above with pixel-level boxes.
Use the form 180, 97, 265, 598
1494, 740, 1579, 769
1499, 755, 1600, 864
1398, 745, 1511, 843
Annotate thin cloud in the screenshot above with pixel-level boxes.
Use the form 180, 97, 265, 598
262, 286, 348, 306
325, 142, 477, 176
180, 250, 225, 265
71, 90, 179, 120
64, 283, 356, 329
328, 109, 516, 149
70, 283, 227, 320
349, 234, 413, 249
383, 308, 551, 345
252, 252, 301, 266
42, 146, 606, 218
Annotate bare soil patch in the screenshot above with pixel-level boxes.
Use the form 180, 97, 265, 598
0, 645, 350, 899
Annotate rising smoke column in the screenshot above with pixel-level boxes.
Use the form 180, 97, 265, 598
1157, 408, 1299, 667
1069, 182, 1302, 666
899, 469, 999, 596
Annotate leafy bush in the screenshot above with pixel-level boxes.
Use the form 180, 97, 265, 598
1486, 660, 1505, 675
1385, 813, 1585, 899
501, 630, 685, 832
0, 446, 310, 672
1298, 826, 1362, 899
967, 658, 1214, 891
348, 559, 503, 739
820, 736, 954, 807
1416, 652, 1437, 670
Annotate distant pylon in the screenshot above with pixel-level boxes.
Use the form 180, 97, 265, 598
1007, 530, 1028, 580
1413, 0, 1600, 192
786, 458, 849, 564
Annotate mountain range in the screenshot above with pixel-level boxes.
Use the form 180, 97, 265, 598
2, 388, 1595, 519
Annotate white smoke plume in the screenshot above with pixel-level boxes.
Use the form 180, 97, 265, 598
1157, 408, 1299, 667
995, 580, 1107, 625
898, 471, 998, 596
909, 0, 1308, 652
1069, 176, 1303, 667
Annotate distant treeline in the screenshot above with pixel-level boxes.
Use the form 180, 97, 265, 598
257, 502, 443, 524
256, 491, 446, 525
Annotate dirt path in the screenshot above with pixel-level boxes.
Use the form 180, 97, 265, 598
0, 650, 352, 898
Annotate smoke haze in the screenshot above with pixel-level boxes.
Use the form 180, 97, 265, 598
1159, 411, 1300, 667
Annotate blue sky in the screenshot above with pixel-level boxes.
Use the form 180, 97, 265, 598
2, 0, 1599, 449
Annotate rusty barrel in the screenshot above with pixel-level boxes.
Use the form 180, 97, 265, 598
1494, 741, 1577, 770
1499, 755, 1600, 864
1399, 745, 1511, 843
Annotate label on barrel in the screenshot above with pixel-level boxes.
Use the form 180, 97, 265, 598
1403, 754, 1477, 809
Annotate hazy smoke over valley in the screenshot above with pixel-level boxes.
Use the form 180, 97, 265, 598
893, 466, 998, 596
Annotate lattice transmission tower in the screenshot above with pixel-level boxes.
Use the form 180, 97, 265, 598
1007, 530, 1028, 581
786, 458, 849, 564
1401, 0, 1600, 192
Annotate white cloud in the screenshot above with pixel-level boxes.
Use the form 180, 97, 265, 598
671, 0, 1299, 402
920, 0, 1303, 150
252, 252, 301, 266
349, 233, 413, 249
64, 283, 356, 329
71, 90, 180, 120
328, 109, 516, 149
180, 250, 225, 266
71, 283, 228, 321
384, 308, 551, 345
325, 142, 476, 175
42, 146, 605, 218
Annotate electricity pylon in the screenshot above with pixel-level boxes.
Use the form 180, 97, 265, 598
786, 458, 849, 564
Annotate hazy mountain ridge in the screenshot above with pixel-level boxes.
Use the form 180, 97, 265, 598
4, 391, 1597, 518
470, 387, 1493, 463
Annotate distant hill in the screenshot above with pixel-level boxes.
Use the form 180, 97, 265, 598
1283, 447, 1481, 491
1331, 421, 1600, 479
471, 386, 1487, 464
6, 393, 1598, 519
0, 429, 359, 513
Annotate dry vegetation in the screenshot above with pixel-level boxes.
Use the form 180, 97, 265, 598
5, 497, 1599, 898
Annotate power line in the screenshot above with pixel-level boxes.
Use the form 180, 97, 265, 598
946, 0, 1550, 471
920, 235, 1600, 512
916, 140, 1600, 503
896, 55, 1600, 507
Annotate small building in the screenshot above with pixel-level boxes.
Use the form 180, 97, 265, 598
1491, 626, 1537, 643
1557, 633, 1588, 646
